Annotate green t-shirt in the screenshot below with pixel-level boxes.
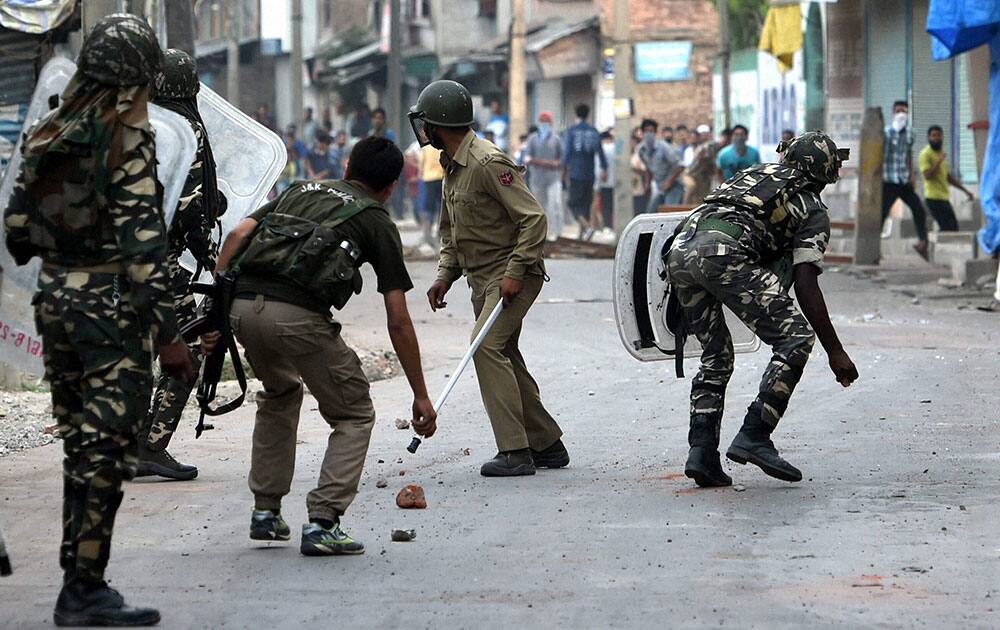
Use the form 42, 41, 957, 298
918, 145, 949, 201
238, 179, 413, 311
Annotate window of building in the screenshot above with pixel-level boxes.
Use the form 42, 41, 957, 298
479, 0, 497, 18
405, 0, 431, 19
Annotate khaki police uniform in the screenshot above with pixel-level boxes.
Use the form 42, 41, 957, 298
437, 129, 563, 452
231, 179, 413, 522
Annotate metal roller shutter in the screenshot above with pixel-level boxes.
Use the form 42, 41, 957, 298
0, 27, 45, 173
0, 27, 43, 106
910, 0, 953, 191
866, 1, 908, 118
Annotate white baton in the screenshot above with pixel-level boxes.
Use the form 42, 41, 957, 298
408, 301, 505, 453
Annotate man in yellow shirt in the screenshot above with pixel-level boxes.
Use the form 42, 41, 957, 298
919, 125, 974, 231
419, 144, 445, 247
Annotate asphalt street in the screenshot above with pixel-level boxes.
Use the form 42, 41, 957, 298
1, 258, 998, 628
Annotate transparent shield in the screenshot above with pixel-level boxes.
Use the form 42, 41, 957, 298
178, 85, 286, 276
0, 58, 196, 374
613, 212, 761, 363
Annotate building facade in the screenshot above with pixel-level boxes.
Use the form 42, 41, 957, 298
824, 0, 980, 233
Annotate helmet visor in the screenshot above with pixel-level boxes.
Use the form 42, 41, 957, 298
409, 111, 432, 147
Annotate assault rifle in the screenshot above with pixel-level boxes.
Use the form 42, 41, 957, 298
182, 270, 247, 437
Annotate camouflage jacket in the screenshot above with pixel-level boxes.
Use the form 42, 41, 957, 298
170, 120, 218, 270
4, 83, 180, 345
692, 163, 830, 268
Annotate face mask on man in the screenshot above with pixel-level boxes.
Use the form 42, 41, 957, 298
732, 136, 747, 150
643, 131, 656, 147
893, 112, 908, 131
929, 139, 943, 151
538, 122, 551, 137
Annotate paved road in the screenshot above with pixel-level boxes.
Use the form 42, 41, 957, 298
1, 259, 998, 628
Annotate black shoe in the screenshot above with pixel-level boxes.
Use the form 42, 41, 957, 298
480, 449, 536, 477
136, 447, 198, 481
725, 402, 802, 482
531, 439, 570, 468
685, 414, 732, 487
977, 299, 1000, 313
54, 579, 160, 627
685, 447, 733, 487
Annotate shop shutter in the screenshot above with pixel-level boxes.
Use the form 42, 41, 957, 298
910, 1, 954, 192
0, 28, 44, 173
956, 54, 978, 184
866, 2, 908, 121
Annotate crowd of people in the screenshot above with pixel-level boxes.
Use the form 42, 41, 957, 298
271, 104, 448, 250
509, 108, 773, 240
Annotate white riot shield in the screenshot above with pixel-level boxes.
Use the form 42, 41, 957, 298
178, 84, 286, 276
0, 58, 196, 374
613, 212, 761, 363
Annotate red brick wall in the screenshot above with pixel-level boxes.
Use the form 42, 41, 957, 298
600, 0, 720, 129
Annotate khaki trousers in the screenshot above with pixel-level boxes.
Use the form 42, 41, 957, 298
230, 297, 375, 521
469, 274, 562, 452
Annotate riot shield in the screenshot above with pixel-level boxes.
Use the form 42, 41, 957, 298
178, 84, 286, 276
613, 212, 761, 363
0, 57, 196, 374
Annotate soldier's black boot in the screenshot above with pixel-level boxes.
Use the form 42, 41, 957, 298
726, 402, 802, 482
531, 439, 570, 468
684, 414, 732, 487
54, 578, 160, 627
136, 444, 198, 481
480, 449, 536, 477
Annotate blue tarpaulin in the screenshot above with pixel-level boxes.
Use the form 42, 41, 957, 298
928, 0, 1000, 253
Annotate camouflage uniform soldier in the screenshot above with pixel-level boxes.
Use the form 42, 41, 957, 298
666, 132, 859, 488
3, 15, 194, 627
139, 49, 227, 480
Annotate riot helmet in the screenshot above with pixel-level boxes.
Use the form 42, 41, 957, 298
409, 80, 475, 148
778, 131, 849, 185
78, 13, 163, 87
153, 49, 200, 100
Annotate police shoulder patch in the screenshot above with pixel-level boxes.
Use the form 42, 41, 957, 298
498, 170, 514, 186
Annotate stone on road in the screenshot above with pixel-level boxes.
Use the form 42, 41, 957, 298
0, 259, 997, 628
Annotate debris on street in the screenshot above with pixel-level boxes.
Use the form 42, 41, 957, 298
391, 529, 416, 542
396, 484, 427, 509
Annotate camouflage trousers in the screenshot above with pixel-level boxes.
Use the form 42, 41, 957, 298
144, 258, 199, 451
667, 231, 816, 430
34, 268, 153, 583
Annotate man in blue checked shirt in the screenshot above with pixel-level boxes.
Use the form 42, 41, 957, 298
880, 100, 932, 260
562, 104, 607, 240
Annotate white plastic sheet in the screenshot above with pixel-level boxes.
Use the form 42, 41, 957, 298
0, 57, 196, 373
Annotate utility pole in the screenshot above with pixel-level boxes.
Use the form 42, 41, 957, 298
717, 0, 731, 129
226, 0, 241, 109
612, 0, 634, 238
855, 107, 884, 265
82, 0, 120, 30
291, 0, 304, 131
509, 0, 528, 145
165, 0, 196, 56
387, 0, 402, 140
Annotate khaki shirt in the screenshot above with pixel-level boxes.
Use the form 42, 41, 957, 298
437, 130, 547, 287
